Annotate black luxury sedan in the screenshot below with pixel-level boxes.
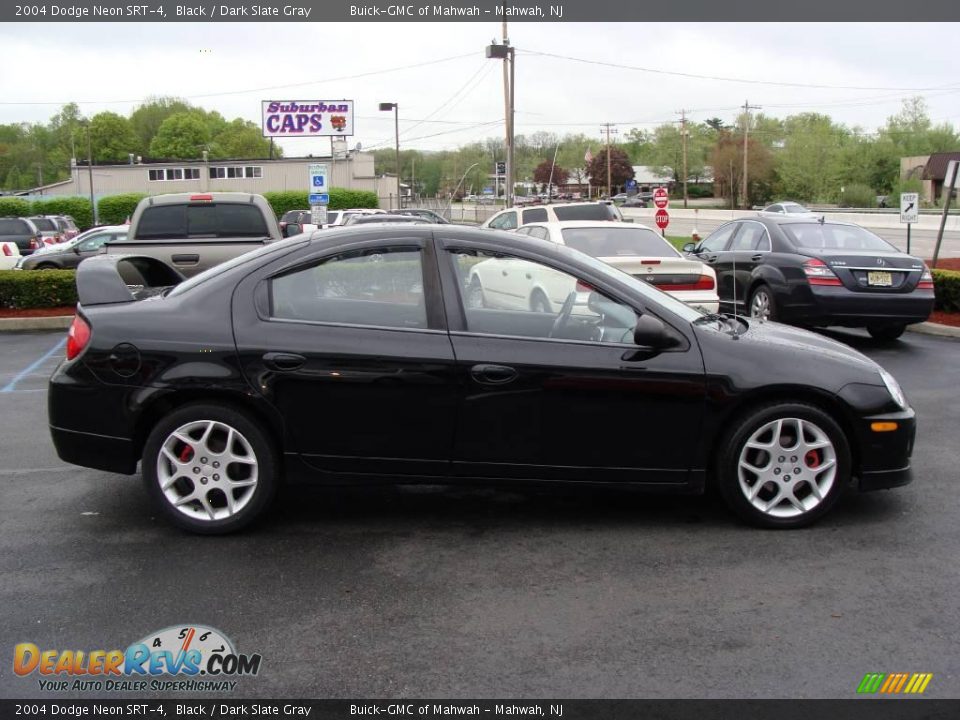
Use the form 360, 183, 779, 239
682, 217, 934, 340
49, 226, 916, 533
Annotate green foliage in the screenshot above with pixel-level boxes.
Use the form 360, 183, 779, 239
89, 112, 139, 163
98, 193, 147, 225
263, 189, 380, 217
933, 269, 960, 313
0, 197, 32, 218
130, 97, 193, 155
31, 197, 94, 230
838, 183, 876, 208
149, 112, 212, 159
0, 269, 77, 309
211, 119, 275, 159
888, 177, 925, 206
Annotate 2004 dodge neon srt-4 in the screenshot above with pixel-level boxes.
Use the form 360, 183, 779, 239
49, 226, 915, 534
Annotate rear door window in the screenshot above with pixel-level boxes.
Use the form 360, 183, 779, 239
0, 219, 30, 234
553, 204, 617, 221
135, 203, 270, 239
522, 208, 549, 223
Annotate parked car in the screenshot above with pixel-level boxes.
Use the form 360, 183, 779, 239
19, 225, 127, 270
514, 221, 718, 311
0, 240, 21, 270
682, 217, 934, 340
343, 214, 430, 226
51, 226, 917, 533
0, 217, 43, 256
53, 215, 80, 240
622, 196, 648, 208
482, 201, 624, 231
330, 208, 385, 226
103, 192, 282, 277
26, 215, 65, 245
279, 210, 318, 235
611, 193, 628, 203
388, 208, 450, 224
759, 202, 818, 218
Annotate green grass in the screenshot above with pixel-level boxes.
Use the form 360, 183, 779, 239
666, 235, 694, 251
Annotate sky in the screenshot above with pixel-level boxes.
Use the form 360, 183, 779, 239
1, 22, 959, 156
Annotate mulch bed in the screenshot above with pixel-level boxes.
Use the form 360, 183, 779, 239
930, 258, 960, 271
0, 306, 75, 319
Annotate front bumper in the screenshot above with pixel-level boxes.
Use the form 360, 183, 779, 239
853, 407, 916, 492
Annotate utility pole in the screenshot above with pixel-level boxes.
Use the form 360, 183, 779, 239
600, 123, 618, 198
741, 100, 760, 209
677, 109, 689, 209
85, 123, 97, 224
487, 20, 515, 207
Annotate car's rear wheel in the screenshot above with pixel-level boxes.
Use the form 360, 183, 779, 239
749, 285, 776, 321
142, 404, 277, 534
717, 403, 850, 528
867, 323, 907, 341
35, 263, 57, 270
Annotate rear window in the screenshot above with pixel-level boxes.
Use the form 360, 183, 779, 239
135, 203, 270, 240
31, 218, 57, 232
281, 210, 307, 223
553, 204, 617, 221
782, 223, 897, 252
561, 226, 678, 258
0, 219, 30, 234
522, 208, 549, 223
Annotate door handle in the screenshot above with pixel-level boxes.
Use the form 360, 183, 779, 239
704, 255, 717, 263
262, 352, 306, 371
470, 364, 518, 385
751, 254, 763, 261
171, 253, 200, 265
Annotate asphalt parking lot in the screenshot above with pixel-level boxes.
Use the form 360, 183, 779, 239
1, 328, 958, 699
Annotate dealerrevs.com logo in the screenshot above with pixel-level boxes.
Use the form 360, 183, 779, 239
14, 625, 262, 692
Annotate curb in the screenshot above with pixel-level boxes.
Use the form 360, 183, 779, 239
907, 322, 960, 339
0, 315, 72, 332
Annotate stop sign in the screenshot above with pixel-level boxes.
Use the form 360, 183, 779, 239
653, 187, 669, 209
655, 209, 670, 229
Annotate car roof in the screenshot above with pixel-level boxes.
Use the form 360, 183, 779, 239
502, 201, 613, 212
139, 192, 265, 204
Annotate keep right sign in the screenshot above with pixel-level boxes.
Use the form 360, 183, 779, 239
900, 192, 919, 224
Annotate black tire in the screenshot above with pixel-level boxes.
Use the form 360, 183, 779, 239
142, 403, 278, 534
716, 402, 851, 529
530, 289, 551, 313
748, 284, 777, 321
867, 324, 906, 341
35, 263, 58, 270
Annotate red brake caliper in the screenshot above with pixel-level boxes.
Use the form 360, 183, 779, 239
804, 450, 821, 469
179, 445, 194, 462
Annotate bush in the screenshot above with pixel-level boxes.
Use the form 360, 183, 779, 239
0, 197, 32, 218
98, 193, 147, 226
0, 269, 77, 309
263, 188, 380, 218
838, 183, 876, 209
933, 269, 960, 313
31, 196, 94, 230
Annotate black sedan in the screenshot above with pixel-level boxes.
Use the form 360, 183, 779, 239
683, 217, 934, 340
49, 226, 916, 533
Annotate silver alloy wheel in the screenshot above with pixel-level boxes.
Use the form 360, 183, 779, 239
737, 417, 837, 518
466, 278, 485, 309
157, 419, 259, 522
750, 289, 772, 320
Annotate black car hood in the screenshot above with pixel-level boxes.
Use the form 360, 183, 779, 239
693, 316, 883, 392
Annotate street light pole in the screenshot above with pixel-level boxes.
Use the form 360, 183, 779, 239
85, 121, 97, 225
486, 38, 515, 208
379, 102, 401, 207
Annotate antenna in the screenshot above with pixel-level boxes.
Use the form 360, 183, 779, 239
731, 248, 739, 336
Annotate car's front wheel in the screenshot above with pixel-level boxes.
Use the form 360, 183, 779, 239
749, 285, 777, 321
867, 323, 907, 341
142, 403, 278, 534
717, 403, 850, 528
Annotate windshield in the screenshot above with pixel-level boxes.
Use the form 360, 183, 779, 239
167, 237, 307, 297
784, 203, 809, 214
553, 244, 704, 322
553, 204, 618, 222
783, 223, 898, 252
561, 226, 680, 259
31, 218, 57, 232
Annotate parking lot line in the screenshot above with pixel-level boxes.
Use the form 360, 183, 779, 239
1, 337, 66, 393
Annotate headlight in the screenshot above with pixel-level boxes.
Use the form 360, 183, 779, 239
879, 368, 907, 409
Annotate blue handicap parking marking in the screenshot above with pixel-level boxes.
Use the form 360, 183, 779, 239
1, 337, 66, 393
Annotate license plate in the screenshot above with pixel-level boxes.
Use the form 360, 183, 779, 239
867, 271, 893, 287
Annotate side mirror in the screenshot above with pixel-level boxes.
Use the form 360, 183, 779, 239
633, 314, 679, 350
72, 245, 81, 254
283, 223, 302, 237
682, 242, 697, 253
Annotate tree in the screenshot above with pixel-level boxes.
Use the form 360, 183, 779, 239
89, 112, 139, 163
149, 112, 211, 159
773, 113, 847, 202
586, 147, 634, 192
130, 96, 193, 154
711, 131, 774, 207
704, 118, 728, 133
211, 119, 274, 158
533, 159, 568, 189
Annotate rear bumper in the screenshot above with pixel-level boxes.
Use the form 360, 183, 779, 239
780, 285, 934, 327
50, 425, 138, 475
853, 408, 916, 492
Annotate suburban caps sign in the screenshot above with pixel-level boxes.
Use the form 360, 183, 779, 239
261, 100, 354, 138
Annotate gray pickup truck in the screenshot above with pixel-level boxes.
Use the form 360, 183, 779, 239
104, 192, 282, 277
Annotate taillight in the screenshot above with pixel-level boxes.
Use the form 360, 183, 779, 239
30, 236, 40, 249
670, 275, 716, 291
918, 267, 934, 290
575, 280, 594, 292
66, 315, 91, 361
803, 258, 842, 286
2, 244, 10, 256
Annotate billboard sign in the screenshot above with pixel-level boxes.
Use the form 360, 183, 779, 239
261, 100, 354, 137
